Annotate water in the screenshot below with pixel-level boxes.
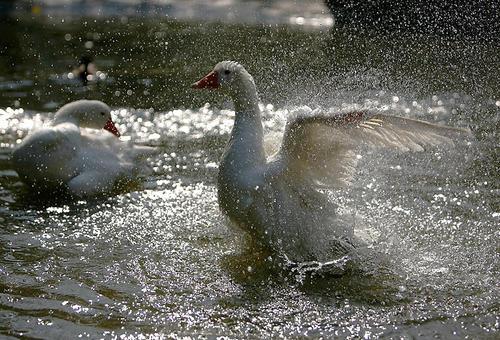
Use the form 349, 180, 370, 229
1, 2, 499, 338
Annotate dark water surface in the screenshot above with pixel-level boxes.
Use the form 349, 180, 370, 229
0, 6, 499, 339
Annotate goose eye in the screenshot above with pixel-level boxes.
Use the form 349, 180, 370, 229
224, 70, 231, 75
100, 112, 106, 116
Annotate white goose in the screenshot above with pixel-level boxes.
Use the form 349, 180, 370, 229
193, 61, 471, 264
12, 100, 155, 197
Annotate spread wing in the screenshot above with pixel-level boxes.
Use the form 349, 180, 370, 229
272, 107, 472, 187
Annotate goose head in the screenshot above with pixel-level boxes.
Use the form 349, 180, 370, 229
53, 100, 120, 137
78, 54, 94, 70
76, 54, 96, 84
192, 61, 258, 104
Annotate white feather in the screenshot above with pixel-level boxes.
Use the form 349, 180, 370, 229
195, 61, 472, 265
11, 100, 156, 197
274, 106, 471, 187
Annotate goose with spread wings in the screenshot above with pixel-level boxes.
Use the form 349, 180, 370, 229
192, 61, 471, 264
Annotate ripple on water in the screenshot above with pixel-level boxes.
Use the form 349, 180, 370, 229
0, 97, 498, 337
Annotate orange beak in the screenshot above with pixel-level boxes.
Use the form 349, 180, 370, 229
104, 118, 120, 137
191, 71, 219, 89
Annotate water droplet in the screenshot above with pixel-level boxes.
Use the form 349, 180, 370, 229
84, 41, 94, 49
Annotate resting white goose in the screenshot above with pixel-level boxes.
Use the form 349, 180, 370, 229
12, 100, 155, 197
192, 61, 471, 264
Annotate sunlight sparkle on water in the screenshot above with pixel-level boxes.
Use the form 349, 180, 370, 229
0, 15, 498, 335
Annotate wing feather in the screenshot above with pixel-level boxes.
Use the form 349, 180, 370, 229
274, 107, 471, 187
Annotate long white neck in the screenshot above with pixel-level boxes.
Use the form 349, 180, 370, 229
217, 71, 266, 218
223, 78, 265, 169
